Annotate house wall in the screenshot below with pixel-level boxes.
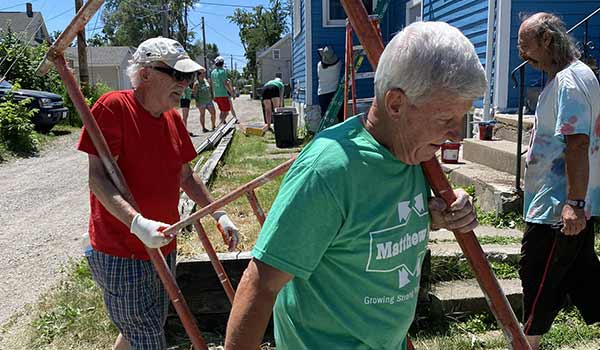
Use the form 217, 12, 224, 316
423, 0, 491, 108
292, 0, 307, 104
308, 0, 406, 105
506, 1, 600, 110
71, 65, 122, 90
257, 38, 292, 85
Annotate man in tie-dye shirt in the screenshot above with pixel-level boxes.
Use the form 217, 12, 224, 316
518, 12, 600, 350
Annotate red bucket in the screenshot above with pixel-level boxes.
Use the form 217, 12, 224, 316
441, 142, 460, 164
478, 123, 494, 140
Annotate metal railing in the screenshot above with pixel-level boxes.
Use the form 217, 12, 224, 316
510, 7, 600, 194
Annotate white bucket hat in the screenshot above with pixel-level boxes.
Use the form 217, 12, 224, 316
131, 37, 202, 73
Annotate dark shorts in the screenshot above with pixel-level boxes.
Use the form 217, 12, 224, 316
214, 96, 231, 112
180, 98, 191, 108
520, 220, 600, 335
87, 249, 176, 350
262, 84, 280, 100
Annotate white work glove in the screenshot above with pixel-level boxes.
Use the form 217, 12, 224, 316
130, 213, 174, 249
212, 210, 239, 251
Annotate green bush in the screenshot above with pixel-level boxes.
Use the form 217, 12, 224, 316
60, 82, 112, 127
0, 85, 39, 155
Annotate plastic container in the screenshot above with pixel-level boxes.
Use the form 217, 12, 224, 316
441, 142, 461, 164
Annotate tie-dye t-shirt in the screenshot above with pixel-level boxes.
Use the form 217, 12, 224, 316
524, 60, 600, 224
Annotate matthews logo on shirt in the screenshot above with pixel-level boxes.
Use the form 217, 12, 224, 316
365, 193, 429, 288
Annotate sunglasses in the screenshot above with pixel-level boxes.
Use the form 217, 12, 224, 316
148, 66, 197, 82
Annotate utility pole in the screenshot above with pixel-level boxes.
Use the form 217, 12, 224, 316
75, 0, 89, 90
201, 17, 208, 69
161, 0, 169, 37
230, 54, 233, 69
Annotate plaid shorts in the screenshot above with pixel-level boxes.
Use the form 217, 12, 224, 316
87, 249, 176, 350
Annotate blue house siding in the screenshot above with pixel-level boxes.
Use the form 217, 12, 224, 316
507, 1, 600, 109
307, 0, 406, 105
423, 0, 492, 108
292, 0, 307, 103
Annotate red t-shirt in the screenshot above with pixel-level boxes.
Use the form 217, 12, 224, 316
77, 90, 197, 260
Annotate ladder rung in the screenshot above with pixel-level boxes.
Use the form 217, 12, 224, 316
355, 71, 374, 80
348, 97, 374, 104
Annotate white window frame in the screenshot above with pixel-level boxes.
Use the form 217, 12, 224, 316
405, 0, 422, 25
273, 49, 280, 60
322, 0, 378, 28
293, 0, 301, 37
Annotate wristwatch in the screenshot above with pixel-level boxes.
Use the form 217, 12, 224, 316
566, 199, 586, 209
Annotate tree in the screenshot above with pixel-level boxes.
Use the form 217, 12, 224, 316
187, 40, 220, 67
87, 33, 109, 46
228, 0, 289, 80
100, 0, 195, 47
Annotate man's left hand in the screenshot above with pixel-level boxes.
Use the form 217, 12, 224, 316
561, 204, 586, 235
213, 211, 239, 251
429, 189, 478, 233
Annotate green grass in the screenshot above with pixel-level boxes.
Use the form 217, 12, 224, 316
25, 260, 117, 350
179, 131, 294, 256
430, 256, 519, 282
411, 308, 600, 350
0, 125, 79, 163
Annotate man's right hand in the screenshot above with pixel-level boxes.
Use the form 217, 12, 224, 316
130, 213, 174, 248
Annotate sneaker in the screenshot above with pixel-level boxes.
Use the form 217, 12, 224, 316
202, 128, 209, 133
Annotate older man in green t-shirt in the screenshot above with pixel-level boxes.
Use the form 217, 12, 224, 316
226, 22, 487, 350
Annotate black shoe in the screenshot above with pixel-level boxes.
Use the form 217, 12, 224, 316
188, 131, 195, 136
202, 128, 209, 133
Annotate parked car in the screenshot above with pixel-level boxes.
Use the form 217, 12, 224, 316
0, 80, 68, 133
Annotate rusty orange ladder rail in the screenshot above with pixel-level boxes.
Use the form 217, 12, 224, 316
339, 1, 531, 349
33, 1, 279, 348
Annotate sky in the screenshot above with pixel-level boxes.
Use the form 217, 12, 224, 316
0, 0, 277, 71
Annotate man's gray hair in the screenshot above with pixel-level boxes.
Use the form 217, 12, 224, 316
521, 12, 580, 68
126, 63, 144, 88
374, 21, 487, 105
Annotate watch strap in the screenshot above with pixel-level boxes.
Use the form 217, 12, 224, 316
566, 199, 586, 209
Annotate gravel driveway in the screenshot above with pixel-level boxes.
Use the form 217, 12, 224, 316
0, 130, 89, 326
0, 96, 263, 332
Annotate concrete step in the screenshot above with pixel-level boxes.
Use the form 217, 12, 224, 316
430, 278, 522, 317
494, 113, 535, 145
463, 138, 526, 177
430, 226, 523, 241
428, 242, 521, 263
442, 158, 522, 213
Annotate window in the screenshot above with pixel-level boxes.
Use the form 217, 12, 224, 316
406, 0, 422, 25
273, 49, 280, 60
323, 0, 375, 27
293, 0, 301, 37
275, 72, 283, 79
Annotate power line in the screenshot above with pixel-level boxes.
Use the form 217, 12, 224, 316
197, 2, 256, 9
204, 22, 244, 49
1, 7, 74, 80
0, 0, 40, 12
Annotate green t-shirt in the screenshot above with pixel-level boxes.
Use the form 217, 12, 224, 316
195, 79, 212, 105
253, 115, 430, 350
210, 67, 229, 97
264, 79, 284, 91
181, 86, 192, 100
